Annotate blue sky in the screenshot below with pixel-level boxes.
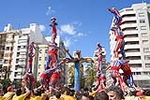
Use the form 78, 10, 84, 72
0, 0, 149, 62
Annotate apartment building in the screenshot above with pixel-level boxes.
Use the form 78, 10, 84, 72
109, 3, 150, 87
0, 33, 7, 79
0, 23, 47, 81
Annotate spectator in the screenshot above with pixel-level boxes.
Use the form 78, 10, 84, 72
106, 86, 124, 100
81, 93, 90, 100
94, 91, 109, 100
3, 86, 15, 100
12, 82, 31, 100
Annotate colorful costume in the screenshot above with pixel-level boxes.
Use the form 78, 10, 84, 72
95, 43, 103, 72
95, 72, 106, 92
27, 42, 36, 73
39, 68, 55, 89
111, 27, 126, 59
22, 41, 36, 90
28, 41, 36, 54
49, 17, 58, 44
45, 43, 59, 69
27, 52, 35, 73
22, 72, 35, 90
108, 7, 122, 27
110, 60, 126, 92
49, 69, 61, 88
120, 60, 134, 88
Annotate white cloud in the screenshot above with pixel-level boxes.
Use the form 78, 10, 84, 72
39, 25, 46, 32
77, 32, 84, 37
46, 6, 55, 16
60, 24, 76, 35
59, 22, 87, 48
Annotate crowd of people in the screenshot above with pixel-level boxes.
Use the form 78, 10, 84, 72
0, 83, 150, 100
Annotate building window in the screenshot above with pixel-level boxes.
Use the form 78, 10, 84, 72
139, 19, 145, 23
39, 49, 42, 53
141, 33, 147, 37
136, 72, 141, 75
45, 49, 48, 53
143, 48, 150, 53
142, 40, 148, 44
39, 57, 41, 61
16, 59, 19, 63
4, 60, 8, 64
138, 13, 145, 17
17, 52, 20, 57
6, 47, 9, 51
140, 26, 146, 30
145, 63, 150, 68
125, 8, 133, 11
38, 64, 41, 69
144, 55, 150, 60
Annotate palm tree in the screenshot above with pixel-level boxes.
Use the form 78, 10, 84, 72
67, 63, 75, 87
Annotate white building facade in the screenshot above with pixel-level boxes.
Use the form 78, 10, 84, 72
0, 23, 47, 81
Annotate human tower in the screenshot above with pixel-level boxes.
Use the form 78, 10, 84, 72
21, 8, 137, 94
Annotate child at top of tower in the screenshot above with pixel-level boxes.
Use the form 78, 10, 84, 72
49, 17, 58, 44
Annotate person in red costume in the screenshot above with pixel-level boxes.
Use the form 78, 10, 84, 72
27, 52, 35, 73
49, 68, 61, 92
49, 17, 58, 44
27, 41, 36, 73
22, 72, 35, 90
120, 60, 134, 90
95, 72, 106, 92
22, 41, 36, 90
109, 59, 127, 93
45, 43, 60, 69
111, 26, 126, 59
39, 68, 56, 90
94, 43, 103, 73
28, 41, 36, 54
108, 7, 122, 28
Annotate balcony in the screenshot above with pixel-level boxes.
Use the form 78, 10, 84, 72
121, 23, 137, 29
17, 49, 27, 52
2, 63, 11, 67
18, 62, 26, 65
21, 28, 30, 35
122, 17, 136, 22
16, 55, 27, 59
18, 42, 28, 46
125, 52, 141, 57
5, 43, 13, 47
128, 60, 142, 64
120, 10, 135, 15
124, 44, 140, 49
19, 36, 28, 40
123, 30, 138, 35
124, 37, 139, 42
